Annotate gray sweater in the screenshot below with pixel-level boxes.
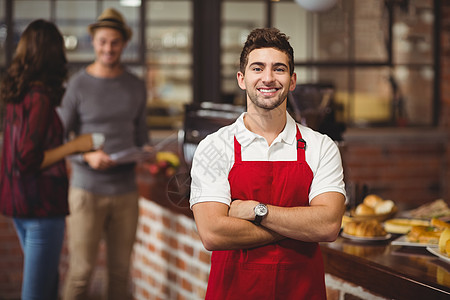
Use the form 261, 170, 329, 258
58, 69, 149, 195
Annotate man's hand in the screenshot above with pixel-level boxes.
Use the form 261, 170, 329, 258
83, 150, 116, 170
229, 200, 259, 221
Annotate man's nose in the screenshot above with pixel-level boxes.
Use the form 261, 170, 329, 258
104, 43, 113, 51
262, 69, 275, 83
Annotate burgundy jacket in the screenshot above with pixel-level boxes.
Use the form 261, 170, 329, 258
0, 86, 69, 218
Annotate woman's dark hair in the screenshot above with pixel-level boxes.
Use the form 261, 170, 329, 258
239, 28, 294, 76
0, 19, 67, 106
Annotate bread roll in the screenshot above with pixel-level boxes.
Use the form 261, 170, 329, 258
355, 203, 375, 216
375, 200, 395, 215
363, 194, 384, 208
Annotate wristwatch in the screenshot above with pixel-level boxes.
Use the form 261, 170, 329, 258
254, 203, 268, 225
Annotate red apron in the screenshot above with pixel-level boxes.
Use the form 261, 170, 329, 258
205, 127, 326, 300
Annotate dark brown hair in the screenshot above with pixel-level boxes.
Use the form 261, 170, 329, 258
239, 28, 294, 76
0, 19, 67, 106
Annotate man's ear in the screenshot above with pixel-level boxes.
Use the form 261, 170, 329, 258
289, 72, 297, 91
237, 71, 246, 90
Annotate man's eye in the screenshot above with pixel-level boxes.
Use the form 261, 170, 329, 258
275, 68, 286, 72
252, 67, 262, 72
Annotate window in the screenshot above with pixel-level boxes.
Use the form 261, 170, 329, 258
1, 0, 439, 129
0, 0, 194, 129
220, 0, 438, 127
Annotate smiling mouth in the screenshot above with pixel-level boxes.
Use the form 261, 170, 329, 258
258, 88, 279, 93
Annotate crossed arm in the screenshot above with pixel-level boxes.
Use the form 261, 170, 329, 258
192, 191, 345, 251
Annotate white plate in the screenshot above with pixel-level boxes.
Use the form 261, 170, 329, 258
341, 232, 392, 241
426, 246, 450, 263
391, 235, 438, 248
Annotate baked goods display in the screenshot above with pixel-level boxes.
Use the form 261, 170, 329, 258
343, 219, 387, 238
351, 194, 397, 221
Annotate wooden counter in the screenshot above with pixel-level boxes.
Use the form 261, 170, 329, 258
135, 145, 450, 299
321, 236, 450, 300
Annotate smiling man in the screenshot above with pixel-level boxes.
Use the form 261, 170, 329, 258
58, 8, 149, 300
190, 28, 346, 299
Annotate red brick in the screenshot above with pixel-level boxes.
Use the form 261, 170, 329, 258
181, 277, 193, 292
142, 224, 150, 234
176, 257, 186, 271
198, 250, 211, 264
326, 287, 340, 300
176, 222, 187, 235
182, 244, 194, 256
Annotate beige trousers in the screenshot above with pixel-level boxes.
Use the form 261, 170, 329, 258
63, 187, 139, 300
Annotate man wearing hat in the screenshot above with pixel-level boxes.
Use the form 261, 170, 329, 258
58, 8, 149, 300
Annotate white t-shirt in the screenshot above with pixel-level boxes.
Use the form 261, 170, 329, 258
189, 112, 346, 208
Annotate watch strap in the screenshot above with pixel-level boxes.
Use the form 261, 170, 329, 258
254, 215, 263, 226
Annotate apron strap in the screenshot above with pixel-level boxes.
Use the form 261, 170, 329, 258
234, 136, 242, 163
296, 126, 306, 162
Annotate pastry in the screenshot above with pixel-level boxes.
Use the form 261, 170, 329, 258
343, 220, 387, 237
439, 228, 450, 254
384, 218, 430, 234
431, 217, 450, 229
406, 225, 443, 244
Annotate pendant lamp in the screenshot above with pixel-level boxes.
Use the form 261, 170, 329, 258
294, 0, 338, 12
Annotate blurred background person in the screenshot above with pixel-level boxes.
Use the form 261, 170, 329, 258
58, 8, 149, 300
0, 19, 94, 300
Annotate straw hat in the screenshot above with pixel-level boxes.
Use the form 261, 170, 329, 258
88, 8, 132, 41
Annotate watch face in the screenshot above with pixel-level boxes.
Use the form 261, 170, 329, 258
255, 204, 268, 216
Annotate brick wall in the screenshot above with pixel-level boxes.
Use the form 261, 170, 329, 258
340, 129, 446, 209
0, 216, 22, 299
132, 199, 210, 300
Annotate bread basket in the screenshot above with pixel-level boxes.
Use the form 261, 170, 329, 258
349, 205, 398, 222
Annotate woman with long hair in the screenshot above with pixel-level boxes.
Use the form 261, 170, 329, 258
0, 20, 95, 299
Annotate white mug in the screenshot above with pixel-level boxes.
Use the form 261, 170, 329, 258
92, 133, 105, 150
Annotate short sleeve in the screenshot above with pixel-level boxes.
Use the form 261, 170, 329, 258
189, 134, 234, 209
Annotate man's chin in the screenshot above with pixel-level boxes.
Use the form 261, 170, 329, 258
100, 60, 120, 68
251, 98, 285, 111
